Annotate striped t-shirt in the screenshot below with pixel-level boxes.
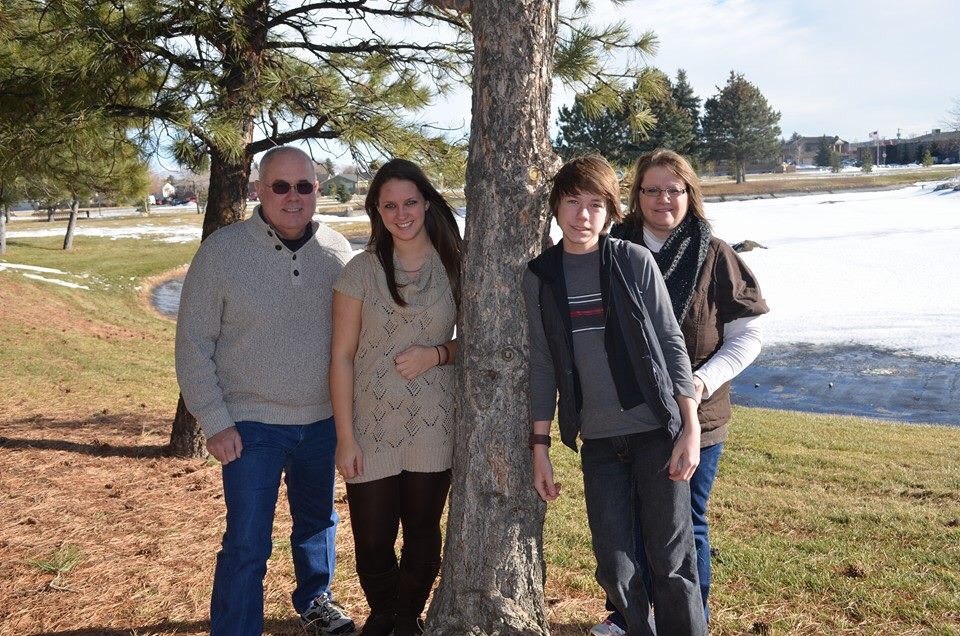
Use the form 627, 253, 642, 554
563, 249, 660, 439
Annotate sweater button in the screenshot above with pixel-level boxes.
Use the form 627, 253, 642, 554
267, 231, 273, 237
292, 254, 297, 260
275, 245, 282, 251
293, 269, 300, 276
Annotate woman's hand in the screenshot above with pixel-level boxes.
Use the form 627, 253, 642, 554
395, 344, 440, 380
335, 438, 364, 480
693, 375, 707, 404
533, 447, 561, 502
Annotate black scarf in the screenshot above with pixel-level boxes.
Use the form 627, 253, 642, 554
613, 215, 711, 323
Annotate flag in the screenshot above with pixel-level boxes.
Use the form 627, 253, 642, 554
869, 131, 879, 140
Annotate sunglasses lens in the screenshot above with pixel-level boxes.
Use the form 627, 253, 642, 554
269, 181, 314, 195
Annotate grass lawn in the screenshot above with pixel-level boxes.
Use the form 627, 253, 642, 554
1, 230, 958, 635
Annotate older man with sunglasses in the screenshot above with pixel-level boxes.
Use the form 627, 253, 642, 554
176, 146, 356, 635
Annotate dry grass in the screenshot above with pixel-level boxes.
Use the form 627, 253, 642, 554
0, 413, 603, 636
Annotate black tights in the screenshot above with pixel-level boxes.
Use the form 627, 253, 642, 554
347, 470, 452, 574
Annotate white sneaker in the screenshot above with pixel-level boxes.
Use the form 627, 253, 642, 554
589, 618, 627, 636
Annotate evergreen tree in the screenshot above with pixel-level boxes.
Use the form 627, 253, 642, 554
861, 148, 874, 173
829, 151, 842, 173
553, 98, 634, 166
554, 68, 698, 166
671, 69, 701, 153
922, 150, 934, 167
815, 135, 833, 167
701, 71, 782, 183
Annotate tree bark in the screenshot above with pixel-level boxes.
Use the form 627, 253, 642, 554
167, 395, 207, 458
63, 195, 80, 250
425, 1, 558, 634
0, 203, 7, 255
202, 149, 252, 240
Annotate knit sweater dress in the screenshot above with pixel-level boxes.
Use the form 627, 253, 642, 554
334, 248, 456, 484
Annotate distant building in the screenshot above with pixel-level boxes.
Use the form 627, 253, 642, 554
848, 129, 960, 165
319, 174, 359, 196
782, 135, 849, 166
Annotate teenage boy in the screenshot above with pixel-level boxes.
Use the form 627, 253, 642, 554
522, 156, 707, 635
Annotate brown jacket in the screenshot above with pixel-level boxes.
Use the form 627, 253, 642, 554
682, 238, 769, 447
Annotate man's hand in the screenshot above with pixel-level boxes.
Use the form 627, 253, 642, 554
207, 426, 243, 465
668, 428, 700, 482
532, 447, 561, 502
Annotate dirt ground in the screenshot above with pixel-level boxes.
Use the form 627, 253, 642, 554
0, 412, 599, 636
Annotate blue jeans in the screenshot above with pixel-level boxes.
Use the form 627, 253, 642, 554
606, 442, 724, 627
581, 431, 706, 636
210, 419, 339, 636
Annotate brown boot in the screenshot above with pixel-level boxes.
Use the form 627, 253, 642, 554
393, 560, 440, 636
358, 566, 399, 636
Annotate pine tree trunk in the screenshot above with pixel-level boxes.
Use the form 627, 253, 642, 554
168, 395, 207, 458
202, 149, 252, 240
0, 203, 7, 255
63, 196, 80, 250
167, 149, 252, 458
425, 1, 558, 634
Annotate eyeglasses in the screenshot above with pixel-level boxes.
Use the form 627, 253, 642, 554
639, 186, 686, 198
269, 180, 315, 195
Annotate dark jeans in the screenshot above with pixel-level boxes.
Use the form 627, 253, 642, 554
210, 419, 339, 636
582, 431, 706, 636
606, 442, 724, 627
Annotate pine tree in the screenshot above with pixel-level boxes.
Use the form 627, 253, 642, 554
815, 135, 833, 167
554, 68, 699, 166
553, 98, 634, 166
671, 69, 701, 153
701, 71, 782, 183
829, 151, 842, 173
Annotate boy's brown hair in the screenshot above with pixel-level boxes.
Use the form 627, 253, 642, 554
548, 155, 623, 231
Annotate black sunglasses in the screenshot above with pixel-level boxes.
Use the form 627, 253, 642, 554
269, 180, 315, 195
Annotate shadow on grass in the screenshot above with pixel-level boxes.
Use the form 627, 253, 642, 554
29, 618, 306, 635
0, 413, 169, 458
0, 435, 166, 458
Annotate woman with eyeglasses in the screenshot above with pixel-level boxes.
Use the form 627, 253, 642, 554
330, 158, 462, 636
589, 149, 769, 636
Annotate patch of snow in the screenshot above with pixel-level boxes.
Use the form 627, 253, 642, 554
0, 262, 69, 275
20, 273, 90, 289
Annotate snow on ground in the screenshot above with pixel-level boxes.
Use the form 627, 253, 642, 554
20, 273, 90, 290
5, 213, 363, 244
0, 263, 70, 275
701, 184, 960, 361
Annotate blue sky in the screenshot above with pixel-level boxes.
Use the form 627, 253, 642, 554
423, 0, 960, 145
